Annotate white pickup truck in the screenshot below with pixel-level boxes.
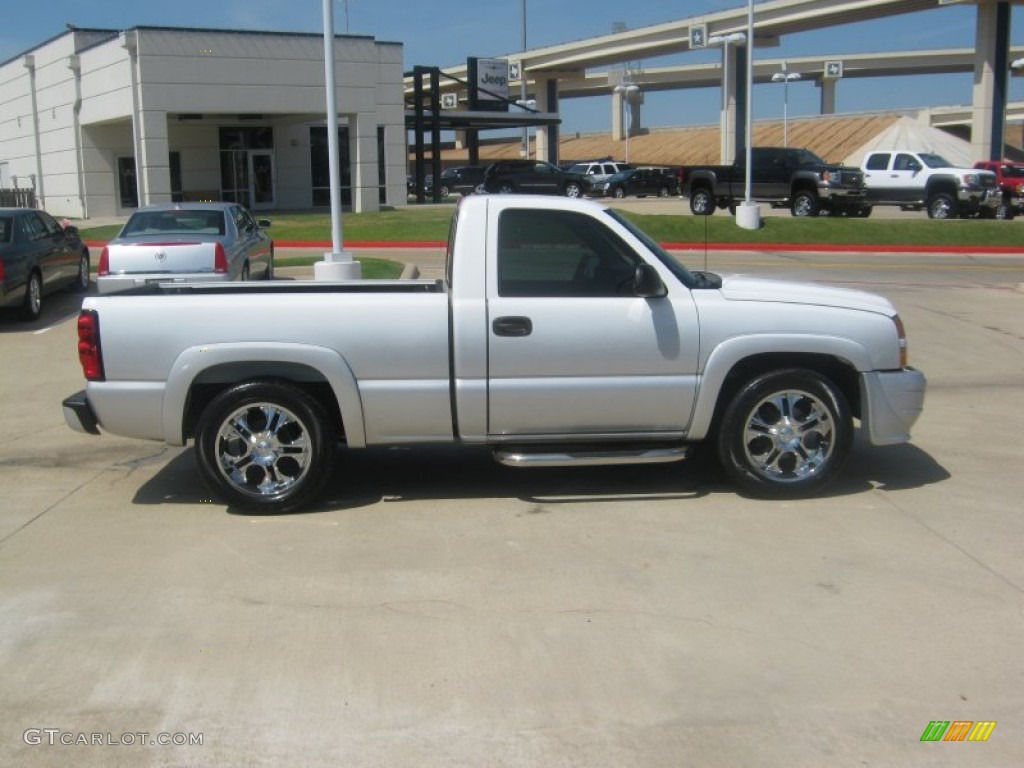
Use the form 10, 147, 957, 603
63, 195, 926, 512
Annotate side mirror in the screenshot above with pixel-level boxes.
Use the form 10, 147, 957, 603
257, 219, 272, 229
63, 225, 79, 236
634, 264, 667, 298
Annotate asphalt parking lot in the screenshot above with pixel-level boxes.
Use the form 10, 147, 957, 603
2, 246, 1023, 767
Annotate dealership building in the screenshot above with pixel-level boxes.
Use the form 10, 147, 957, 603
0, 26, 407, 219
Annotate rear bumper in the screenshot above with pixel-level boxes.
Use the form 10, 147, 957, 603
859, 368, 927, 446
97, 272, 230, 295
62, 390, 100, 435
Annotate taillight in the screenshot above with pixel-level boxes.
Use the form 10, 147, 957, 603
214, 243, 228, 274
893, 314, 908, 369
0, 259, 5, 281
77, 310, 105, 381
98, 246, 109, 277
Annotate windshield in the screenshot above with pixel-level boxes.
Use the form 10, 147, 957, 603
121, 209, 226, 237
604, 209, 698, 289
919, 153, 953, 169
1002, 165, 1024, 178
792, 149, 827, 166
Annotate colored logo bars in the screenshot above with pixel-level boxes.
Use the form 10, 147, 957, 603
920, 721, 997, 742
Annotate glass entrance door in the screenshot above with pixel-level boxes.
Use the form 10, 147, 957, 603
249, 151, 275, 209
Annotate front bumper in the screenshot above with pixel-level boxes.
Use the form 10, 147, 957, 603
63, 390, 100, 435
859, 368, 927, 446
957, 187, 1000, 210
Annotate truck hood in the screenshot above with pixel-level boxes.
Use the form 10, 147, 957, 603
718, 274, 895, 315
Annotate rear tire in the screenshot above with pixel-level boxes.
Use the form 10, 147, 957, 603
564, 182, 583, 198
613, 187, 626, 199
20, 270, 42, 322
195, 381, 337, 513
716, 369, 852, 498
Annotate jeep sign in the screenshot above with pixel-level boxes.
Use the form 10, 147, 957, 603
475, 58, 509, 102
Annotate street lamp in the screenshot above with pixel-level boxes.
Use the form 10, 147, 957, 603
771, 65, 802, 147
613, 83, 641, 162
707, 31, 747, 163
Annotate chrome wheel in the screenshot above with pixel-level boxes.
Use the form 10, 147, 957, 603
741, 390, 835, 483
20, 271, 42, 321
690, 189, 714, 215
565, 182, 583, 198
927, 193, 955, 220
791, 191, 819, 217
213, 402, 313, 501
717, 369, 852, 497
196, 381, 336, 512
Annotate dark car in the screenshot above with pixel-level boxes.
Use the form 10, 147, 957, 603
478, 160, 591, 198
0, 208, 90, 321
435, 165, 486, 197
592, 168, 679, 199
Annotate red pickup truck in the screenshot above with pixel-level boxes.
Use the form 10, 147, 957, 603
972, 160, 1024, 219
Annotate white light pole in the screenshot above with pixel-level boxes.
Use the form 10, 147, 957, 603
613, 83, 640, 162
315, 0, 361, 280
520, 0, 529, 158
736, 0, 760, 231
771, 64, 802, 147
707, 31, 747, 163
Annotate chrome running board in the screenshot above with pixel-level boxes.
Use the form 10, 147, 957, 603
493, 445, 690, 468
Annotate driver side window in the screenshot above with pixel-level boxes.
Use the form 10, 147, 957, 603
497, 209, 640, 297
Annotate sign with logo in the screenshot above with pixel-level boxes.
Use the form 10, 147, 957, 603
441, 93, 458, 110
825, 60, 843, 79
689, 24, 707, 49
509, 61, 522, 81
467, 57, 510, 112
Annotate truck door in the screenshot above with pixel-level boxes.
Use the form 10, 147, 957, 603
485, 206, 700, 438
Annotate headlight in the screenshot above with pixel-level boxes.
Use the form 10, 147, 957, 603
962, 173, 979, 186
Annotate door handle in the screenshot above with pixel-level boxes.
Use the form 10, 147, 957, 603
492, 316, 532, 337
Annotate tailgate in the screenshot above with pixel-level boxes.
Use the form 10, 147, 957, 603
105, 241, 218, 275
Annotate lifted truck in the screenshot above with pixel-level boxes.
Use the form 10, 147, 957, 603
860, 150, 1000, 219
679, 147, 869, 218
63, 195, 925, 513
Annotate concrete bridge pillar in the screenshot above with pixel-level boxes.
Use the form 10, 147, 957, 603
972, 0, 1012, 161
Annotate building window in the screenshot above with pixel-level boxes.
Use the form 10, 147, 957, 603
309, 126, 351, 207
378, 126, 387, 205
170, 152, 183, 203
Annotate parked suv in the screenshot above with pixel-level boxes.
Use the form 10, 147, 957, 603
478, 160, 591, 197
435, 165, 486, 198
567, 160, 633, 186
591, 168, 679, 198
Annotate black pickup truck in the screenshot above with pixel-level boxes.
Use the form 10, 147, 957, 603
679, 147, 869, 217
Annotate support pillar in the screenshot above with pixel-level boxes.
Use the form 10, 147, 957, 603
611, 90, 625, 141
819, 78, 837, 115
534, 78, 560, 165
350, 112, 379, 213
136, 110, 171, 206
971, 0, 1012, 161
718, 45, 742, 163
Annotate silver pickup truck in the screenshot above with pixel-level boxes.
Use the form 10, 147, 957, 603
63, 195, 925, 512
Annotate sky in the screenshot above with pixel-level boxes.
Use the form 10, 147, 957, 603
3, 0, 1024, 136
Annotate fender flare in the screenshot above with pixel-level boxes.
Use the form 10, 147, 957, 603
161, 342, 366, 447
687, 334, 871, 441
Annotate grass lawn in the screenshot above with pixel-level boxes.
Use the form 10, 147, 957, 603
79, 202, 1024, 249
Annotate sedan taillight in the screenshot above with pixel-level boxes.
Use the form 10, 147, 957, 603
214, 243, 228, 274
98, 246, 109, 277
77, 310, 105, 381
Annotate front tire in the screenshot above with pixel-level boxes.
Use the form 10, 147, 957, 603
690, 188, 714, 215
791, 191, 819, 217
613, 187, 626, 199
195, 381, 337, 513
926, 192, 956, 220
70, 249, 90, 292
716, 369, 852, 498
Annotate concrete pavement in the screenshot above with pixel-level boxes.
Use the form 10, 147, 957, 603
1, 250, 1023, 767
